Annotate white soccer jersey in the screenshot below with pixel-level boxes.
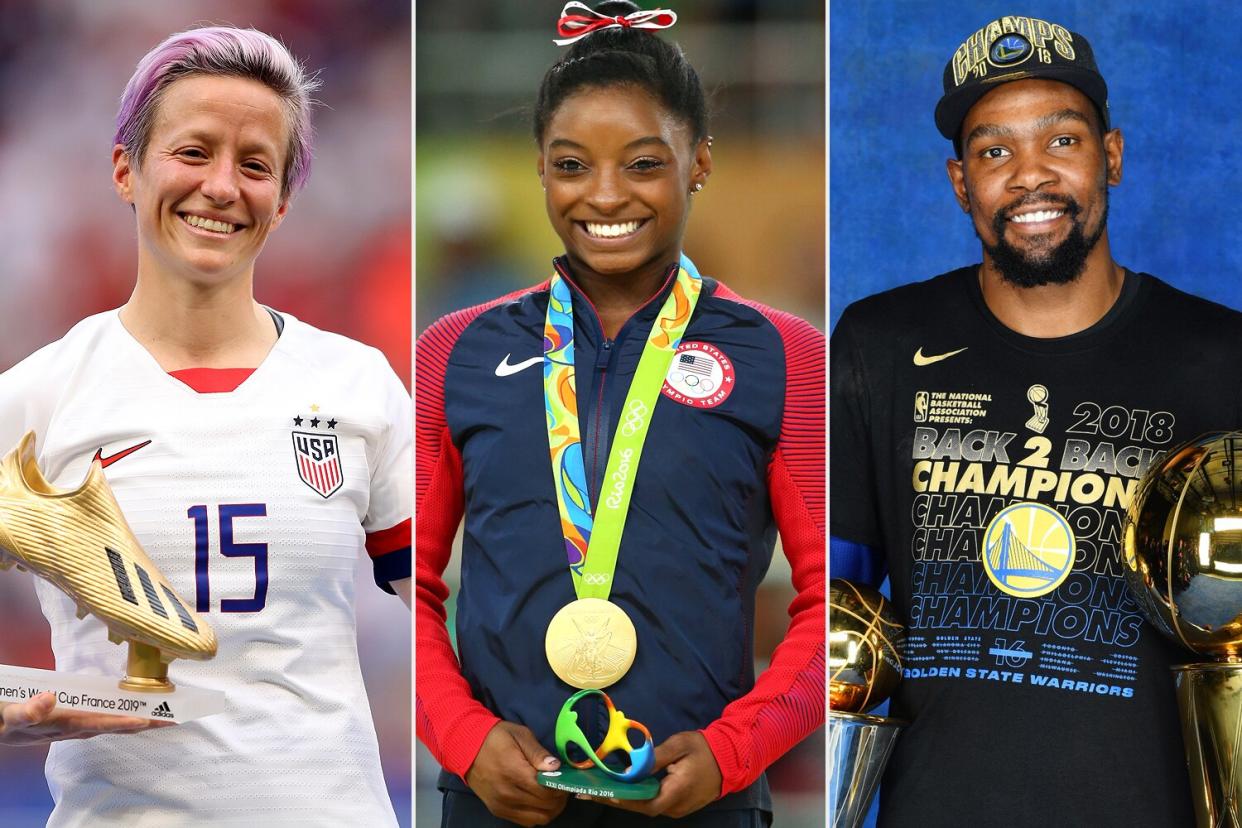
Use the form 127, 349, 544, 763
0, 310, 410, 827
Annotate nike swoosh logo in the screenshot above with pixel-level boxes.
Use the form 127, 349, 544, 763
495, 355, 542, 377
93, 440, 152, 469
913, 347, 968, 366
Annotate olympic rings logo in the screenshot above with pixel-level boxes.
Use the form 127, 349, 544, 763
582, 573, 610, 586
620, 399, 648, 437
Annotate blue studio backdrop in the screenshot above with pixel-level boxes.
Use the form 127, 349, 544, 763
830, 0, 1242, 328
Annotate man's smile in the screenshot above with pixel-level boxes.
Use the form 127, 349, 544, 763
1009, 208, 1065, 225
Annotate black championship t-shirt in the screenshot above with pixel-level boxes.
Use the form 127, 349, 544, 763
831, 266, 1242, 828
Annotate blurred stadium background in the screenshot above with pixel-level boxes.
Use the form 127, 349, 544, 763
416, 1, 824, 825
0, 1, 410, 825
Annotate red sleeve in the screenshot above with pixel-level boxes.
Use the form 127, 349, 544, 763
414, 287, 541, 779
700, 288, 827, 796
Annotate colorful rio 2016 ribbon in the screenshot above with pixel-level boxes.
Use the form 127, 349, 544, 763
543, 255, 702, 599
554, 688, 655, 783
554, 1, 677, 46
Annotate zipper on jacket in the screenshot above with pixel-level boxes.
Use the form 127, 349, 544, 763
557, 259, 678, 513
587, 339, 613, 509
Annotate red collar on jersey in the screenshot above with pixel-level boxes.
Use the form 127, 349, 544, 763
168, 368, 256, 393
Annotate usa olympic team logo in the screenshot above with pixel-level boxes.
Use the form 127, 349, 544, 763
982, 502, 1075, 598
661, 342, 735, 409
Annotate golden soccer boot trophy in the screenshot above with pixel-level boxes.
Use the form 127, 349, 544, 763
0, 432, 224, 723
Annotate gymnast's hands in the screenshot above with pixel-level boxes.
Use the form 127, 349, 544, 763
585, 730, 723, 819
466, 720, 569, 826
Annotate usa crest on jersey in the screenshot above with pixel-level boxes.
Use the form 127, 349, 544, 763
292, 431, 343, 498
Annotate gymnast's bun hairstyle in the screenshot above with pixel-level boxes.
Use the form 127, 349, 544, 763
534, 1, 707, 143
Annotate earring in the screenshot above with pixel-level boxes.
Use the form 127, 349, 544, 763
690, 182, 703, 194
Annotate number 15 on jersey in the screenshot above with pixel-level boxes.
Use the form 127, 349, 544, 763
188, 504, 268, 613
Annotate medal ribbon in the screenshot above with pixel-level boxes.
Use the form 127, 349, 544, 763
544, 255, 702, 600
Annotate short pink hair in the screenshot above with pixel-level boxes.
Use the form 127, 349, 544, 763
115, 26, 319, 200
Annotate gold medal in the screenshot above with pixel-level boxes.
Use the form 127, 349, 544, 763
544, 597, 637, 689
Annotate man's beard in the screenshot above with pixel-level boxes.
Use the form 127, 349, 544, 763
978, 188, 1108, 288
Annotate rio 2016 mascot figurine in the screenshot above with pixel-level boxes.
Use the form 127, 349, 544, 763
538, 689, 659, 799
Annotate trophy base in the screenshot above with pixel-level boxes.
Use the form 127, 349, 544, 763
829, 709, 904, 828
0, 663, 226, 724
537, 767, 659, 800
1175, 662, 1242, 827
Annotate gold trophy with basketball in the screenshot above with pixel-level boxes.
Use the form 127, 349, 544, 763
828, 579, 906, 828
0, 432, 224, 723
1124, 431, 1242, 826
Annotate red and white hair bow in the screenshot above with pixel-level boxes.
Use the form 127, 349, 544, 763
554, 2, 677, 46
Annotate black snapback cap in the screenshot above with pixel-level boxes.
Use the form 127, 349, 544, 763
935, 16, 1109, 141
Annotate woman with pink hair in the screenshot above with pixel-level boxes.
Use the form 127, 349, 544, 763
0, 26, 409, 826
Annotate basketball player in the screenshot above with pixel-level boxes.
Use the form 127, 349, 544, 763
832, 16, 1242, 827
0, 27, 409, 826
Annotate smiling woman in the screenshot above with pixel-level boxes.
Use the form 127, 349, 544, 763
539, 86, 710, 336
415, 2, 826, 826
115, 75, 290, 299
108, 30, 312, 372
0, 25, 411, 826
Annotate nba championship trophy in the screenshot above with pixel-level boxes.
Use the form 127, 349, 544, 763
0, 432, 224, 723
1124, 431, 1242, 826
829, 579, 905, 828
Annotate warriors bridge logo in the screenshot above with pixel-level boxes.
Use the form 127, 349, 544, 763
981, 502, 1075, 598
989, 33, 1032, 68
952, 16, 1075, 86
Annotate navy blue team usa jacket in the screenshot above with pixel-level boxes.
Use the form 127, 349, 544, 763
415, 258, 825, 812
